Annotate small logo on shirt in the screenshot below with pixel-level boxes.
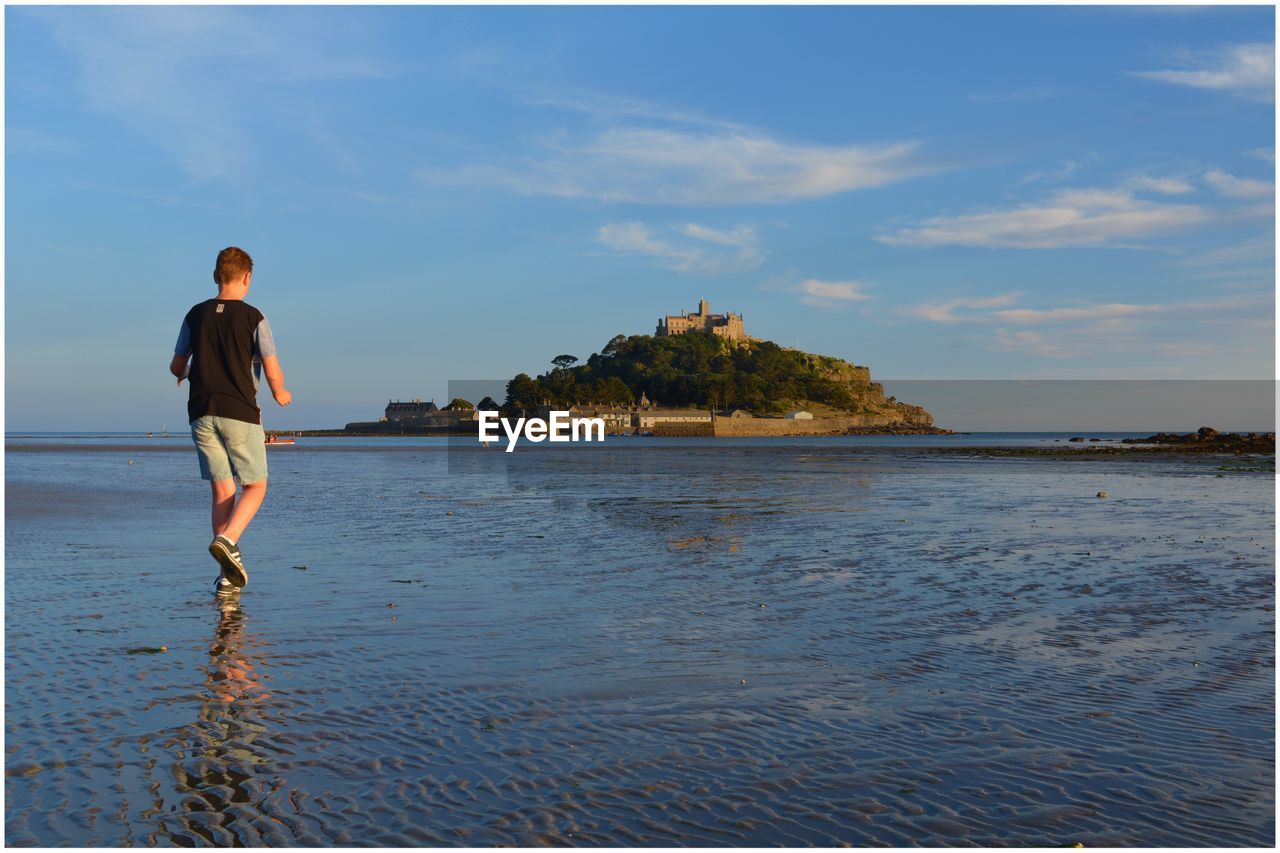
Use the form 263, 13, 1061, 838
216, 303, 225, 313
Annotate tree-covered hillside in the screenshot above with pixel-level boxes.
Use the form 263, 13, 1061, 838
503, 332, 880, 414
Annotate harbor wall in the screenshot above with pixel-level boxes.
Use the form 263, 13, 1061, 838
712, 414, 904, 437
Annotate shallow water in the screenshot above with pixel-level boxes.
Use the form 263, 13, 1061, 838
5, 439, 1274, 846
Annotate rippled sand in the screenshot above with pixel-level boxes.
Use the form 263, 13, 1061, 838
5, 442, 1274, 845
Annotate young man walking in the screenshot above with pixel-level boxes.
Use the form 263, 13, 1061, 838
170, 247, 292, 595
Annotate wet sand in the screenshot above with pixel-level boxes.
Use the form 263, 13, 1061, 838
5, 440, 1274, 845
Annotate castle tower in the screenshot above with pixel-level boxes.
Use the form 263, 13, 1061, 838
698, 298, 709, 316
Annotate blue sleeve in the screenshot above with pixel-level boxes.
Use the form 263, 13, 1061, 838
253, 317, 278, 360
174, 320, 192, 356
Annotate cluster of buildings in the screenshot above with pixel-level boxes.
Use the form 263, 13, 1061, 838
357, 299, 819, 433
368, 395, 813, 434
374, 394, 717, 433
350, 398, 496, 431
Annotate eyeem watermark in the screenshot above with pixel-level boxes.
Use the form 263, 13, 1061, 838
478, 410, 605, 452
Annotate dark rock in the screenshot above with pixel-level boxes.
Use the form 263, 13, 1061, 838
1119, 428, 1275, 453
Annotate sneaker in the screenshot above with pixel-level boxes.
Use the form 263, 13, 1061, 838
214, 576, 239, 596
209, 535, 248, 587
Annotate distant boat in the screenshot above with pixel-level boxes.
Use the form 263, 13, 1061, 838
265, 435, 296, 446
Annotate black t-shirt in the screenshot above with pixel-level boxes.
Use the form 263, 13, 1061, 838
177, 299, 269, 425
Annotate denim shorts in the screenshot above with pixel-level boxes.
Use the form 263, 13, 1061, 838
191, 416, 268, 484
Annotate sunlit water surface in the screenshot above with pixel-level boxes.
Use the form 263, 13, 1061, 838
5, 437, 1274, 846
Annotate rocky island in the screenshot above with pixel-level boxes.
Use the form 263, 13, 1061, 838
326, 299, 942, 437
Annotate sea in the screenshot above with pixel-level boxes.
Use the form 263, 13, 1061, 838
5, 432, 1274, 846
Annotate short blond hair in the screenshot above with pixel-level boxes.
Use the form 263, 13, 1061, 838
213, 246, 253, 286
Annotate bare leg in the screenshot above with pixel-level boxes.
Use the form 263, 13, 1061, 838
221, 480, 267, 543
211, 478, 237, 537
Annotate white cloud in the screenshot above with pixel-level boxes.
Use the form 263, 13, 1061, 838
1246, 147, 1275, 163
1020, 156, 1089, 186
1172, 233, 1275, 286
1126, 175, 1195, 195
760, 275, 875, 309
1176, 233, 1274, 268
908, 291, 1273, 361
38, 7, 388, 181
596, 221, 764, 273
910, 293, 1266, 327
1132, 42, 1275, 102
991, 303, 1161, 324
598, 222, 669, 255
1203, 168, 1274, 199
426, 127, 941, 206
675, 223, 758, 248
991, 329, 1071, 359
908, 293, 1021, 323
518, 87, 748, 133
875, 186, 1212, 249
988, 313, 1270, 361
794, 279, 873, 308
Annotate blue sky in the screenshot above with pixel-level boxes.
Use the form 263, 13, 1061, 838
5, 4, 1275, 431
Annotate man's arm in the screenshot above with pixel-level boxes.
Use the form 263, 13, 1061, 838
170, 353, 191, 385
254, 316, 291, 406
171, 319, 192, 386
262, 355, 292, 407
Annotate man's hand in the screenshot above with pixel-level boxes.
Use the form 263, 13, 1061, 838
274, 388, 293, 407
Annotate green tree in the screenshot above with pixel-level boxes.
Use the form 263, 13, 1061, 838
552, 354, 579, 369
509, 330, 878, 415
504, 373, 542, 412
601, 335, 627, 357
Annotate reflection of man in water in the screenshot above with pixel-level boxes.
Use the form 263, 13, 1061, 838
207, 597, 269, 709
163, 599, 273, 845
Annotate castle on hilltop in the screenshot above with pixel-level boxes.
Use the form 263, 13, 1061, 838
656, 299, 746, 342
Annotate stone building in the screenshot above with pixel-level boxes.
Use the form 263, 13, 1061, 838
656, 299, 746, 342
345, 398, 476, 432
561, 405, 635, 433
385, 399, 439, 421
637, 409, 713, 429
